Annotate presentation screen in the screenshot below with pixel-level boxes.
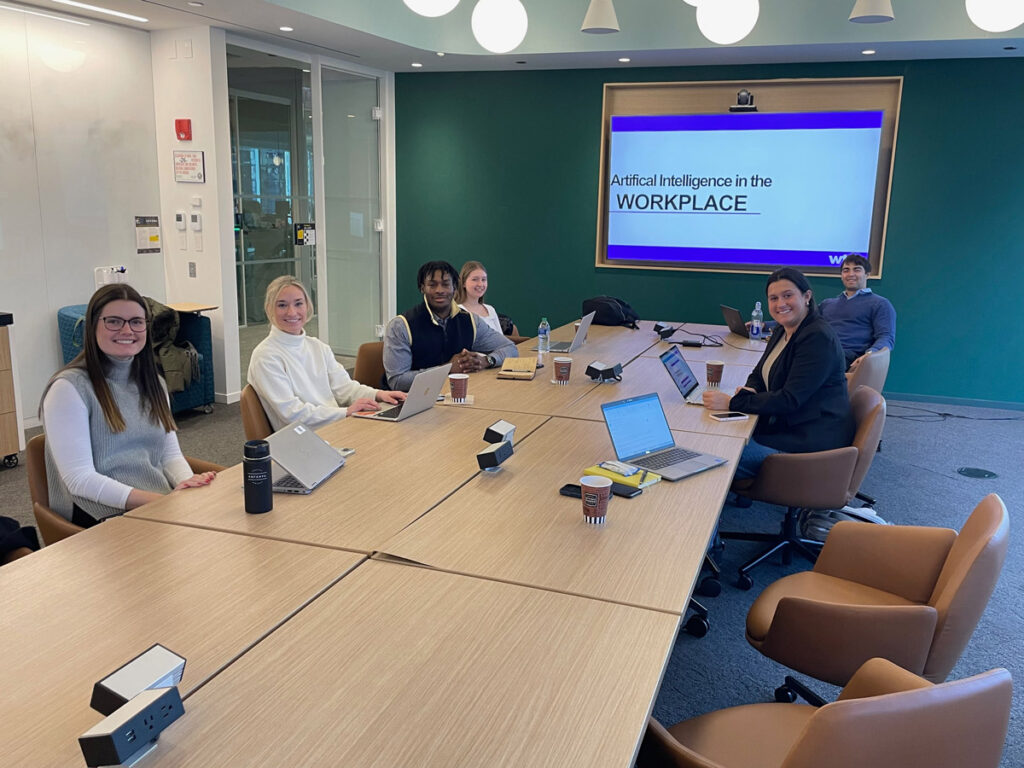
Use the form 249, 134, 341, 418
605, 111, 885, 272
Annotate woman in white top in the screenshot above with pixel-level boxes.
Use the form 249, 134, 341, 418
247, 276, 406, 431
41, 283, 216, 526
456, 261, 517, 336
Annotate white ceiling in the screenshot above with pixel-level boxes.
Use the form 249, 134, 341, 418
7, 0, 1023, 71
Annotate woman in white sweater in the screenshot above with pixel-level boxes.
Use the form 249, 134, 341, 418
248, 276, 405, 431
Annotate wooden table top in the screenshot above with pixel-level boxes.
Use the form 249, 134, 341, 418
0, 517, 362, 767
555, 356, 757, 441
377, 417, 745, 615
128, 407, 548, 553
147, 560, 681, 768
642, 322, 767, 364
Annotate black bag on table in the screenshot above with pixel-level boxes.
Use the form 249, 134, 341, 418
582, 296, 639, 329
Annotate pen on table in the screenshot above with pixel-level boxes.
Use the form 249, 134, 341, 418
639, 469, 648, 484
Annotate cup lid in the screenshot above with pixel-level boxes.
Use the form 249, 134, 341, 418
244, 439, 270, 459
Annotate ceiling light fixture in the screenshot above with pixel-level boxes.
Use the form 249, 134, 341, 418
50, 0, 147, 22
403, 0, 459, 17
849, 0, 894, 23
0, 2, 90, 24
618, 57, 630, 62
862, 49, 877, 54
279, 26, 293, 32
186, 1, 203, 6
965, 0, 1024, 32
581, 0, 619, 34
411, 62, 423, 67
696, 0, 759, 45
471, 0, 528, 54
436, 51, 445, 56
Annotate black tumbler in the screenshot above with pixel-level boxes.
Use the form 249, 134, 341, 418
243, 439, 273, 514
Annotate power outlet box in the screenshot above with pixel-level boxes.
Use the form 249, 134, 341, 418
79, 687, 184, 767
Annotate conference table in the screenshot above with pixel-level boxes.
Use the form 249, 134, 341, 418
7, 319, 762, 767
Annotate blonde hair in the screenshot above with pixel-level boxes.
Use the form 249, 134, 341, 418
455, 261, 487, 304
264, 275, 312, 327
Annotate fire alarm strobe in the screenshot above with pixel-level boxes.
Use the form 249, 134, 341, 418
174, 119, 192, 141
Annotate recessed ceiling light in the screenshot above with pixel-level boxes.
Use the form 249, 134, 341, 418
436, 51, 445, 56
0, 2, 90, 24
50, 0, 147, 22
618, 57, 631, 62
411, 62, 423, 67
347, 114, 355, 118
186, 1, 203, 6
515, 60, 527, 64
279, 26, 294, 31
861, 49, 876, 55
1004, 45, 1018, 51
302, 68, 310, 73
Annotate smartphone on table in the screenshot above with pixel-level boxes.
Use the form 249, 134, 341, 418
559, 482, 642, 499
709, 412, 749, 422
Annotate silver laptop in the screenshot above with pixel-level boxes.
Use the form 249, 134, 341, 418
600, 393, 727, 482
720, 305, 750, 338
532, 311, 596, 353
659, 346, 705, 406
353, 363, 451, 421
267, 422, 347, 494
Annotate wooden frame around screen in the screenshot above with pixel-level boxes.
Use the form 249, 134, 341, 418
595, 77, 903, 278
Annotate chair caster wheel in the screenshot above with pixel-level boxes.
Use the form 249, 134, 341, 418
696, 576, 721, 598
202, 405, 214, 414
775, 685, 798, 703
736, 573, 754, 590
684, 614, 709, 638
2, 454, 17, 468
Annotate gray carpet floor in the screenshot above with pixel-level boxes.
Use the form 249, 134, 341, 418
1, 399, 1020, 766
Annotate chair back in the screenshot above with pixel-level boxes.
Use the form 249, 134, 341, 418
846, 347, 890, 396
783, 663, 1012, 768
353, 341, 385, 389
845, 386, 886, 501
240, 384, 273, 441
922, 493, 1009, 682
26, 434, 49, 508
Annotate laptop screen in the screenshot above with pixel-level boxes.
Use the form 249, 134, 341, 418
659, 346, 699, 398
601, 393, 675, 461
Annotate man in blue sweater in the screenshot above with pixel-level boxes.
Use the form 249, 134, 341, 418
818, 254, 896, 374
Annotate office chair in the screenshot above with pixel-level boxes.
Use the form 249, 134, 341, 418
745, 493, 1008, 706
27, 434, 224, 545
637, 658, 1012, 768
353, 341, 386, 389
721, 386, 886, 589
241, 384, 273, 441
846, 347, 889, 396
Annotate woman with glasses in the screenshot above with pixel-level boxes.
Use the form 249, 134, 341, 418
40, 284, 216, 526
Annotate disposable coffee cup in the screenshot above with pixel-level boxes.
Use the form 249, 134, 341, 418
553, 357, 573, 385
580, 476, 612, 524
706, 360, 725, 389
449, 373, 469, 402
574, 321, 581, 332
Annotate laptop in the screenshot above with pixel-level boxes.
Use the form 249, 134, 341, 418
659, 345, 705, 405
720, 305, 750, 338
532, 311, 596, 353
600, 393, 727, 482
267, 421, 347, 494
353, 363, 451, 421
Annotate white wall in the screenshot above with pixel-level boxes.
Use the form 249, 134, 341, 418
0, 11, 163, 426
151, 26, 241, 403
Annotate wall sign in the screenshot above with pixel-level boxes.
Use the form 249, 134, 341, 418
173, 151, 205, 183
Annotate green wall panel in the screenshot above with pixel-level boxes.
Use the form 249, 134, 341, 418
395, 58, 1024, 406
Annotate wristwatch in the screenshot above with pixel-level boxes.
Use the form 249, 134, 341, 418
486, 354, 497, 368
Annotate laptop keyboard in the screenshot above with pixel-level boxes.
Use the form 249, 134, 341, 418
274, 474, 305, 489
637, 447, 701, 470
376, 402, 403, 419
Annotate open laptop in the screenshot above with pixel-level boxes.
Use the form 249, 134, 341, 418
720, 305, 750, 338
532, 311, 596, 353
267, 421, 347, 494
353, 363, 451, 421
659, 345, 705, 405
600, 393, 727, 481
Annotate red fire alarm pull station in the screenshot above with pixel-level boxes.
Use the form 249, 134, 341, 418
175, 119, 192, 141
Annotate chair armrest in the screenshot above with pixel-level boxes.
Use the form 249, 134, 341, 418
755, 596, 937, 686
186, 456, 225, 474
836, 658, 933, 701
737, 447, 857, 509
637, 718, 726, 768
815, 522, 956, 603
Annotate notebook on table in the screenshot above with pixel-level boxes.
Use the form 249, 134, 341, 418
531, 311, 596, 353
267, 422, 347, 495
659, 345, 706, 406
600, 393, 727, 482
497, 356, 538, 380
353, 363, 451, 422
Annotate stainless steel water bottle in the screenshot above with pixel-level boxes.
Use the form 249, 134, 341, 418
243, 439, 273, 514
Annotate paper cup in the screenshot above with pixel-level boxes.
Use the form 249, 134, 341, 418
706, 360, 725, 389
580, 476, 612, 524
553, 356, 572, 385
448, 373, 469, 402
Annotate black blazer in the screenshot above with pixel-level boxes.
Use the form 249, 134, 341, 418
730, 312, 854, 454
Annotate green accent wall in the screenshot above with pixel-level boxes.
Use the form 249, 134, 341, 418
396, 59, 1024, 407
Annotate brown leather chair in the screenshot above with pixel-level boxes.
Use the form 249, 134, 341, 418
637, 658, 1012, 768
353, 341, 386, 389
240, 384, 273, 441
722, 386, 887, 589
27, 434, 225, 546
846, 347, 890, 397
745, 493, 1009, 705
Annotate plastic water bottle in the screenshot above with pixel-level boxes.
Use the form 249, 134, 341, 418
538, 317, 551, 353
750, 302, 763, 340
243, 440, 273, 514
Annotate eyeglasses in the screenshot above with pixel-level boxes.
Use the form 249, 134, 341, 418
101, 316, 147, 332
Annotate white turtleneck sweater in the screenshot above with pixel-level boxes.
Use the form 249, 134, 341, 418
247, 325, 378, 431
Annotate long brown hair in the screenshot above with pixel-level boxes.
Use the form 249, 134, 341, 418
455, 261, 487, 304
48, 284, 176, 433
